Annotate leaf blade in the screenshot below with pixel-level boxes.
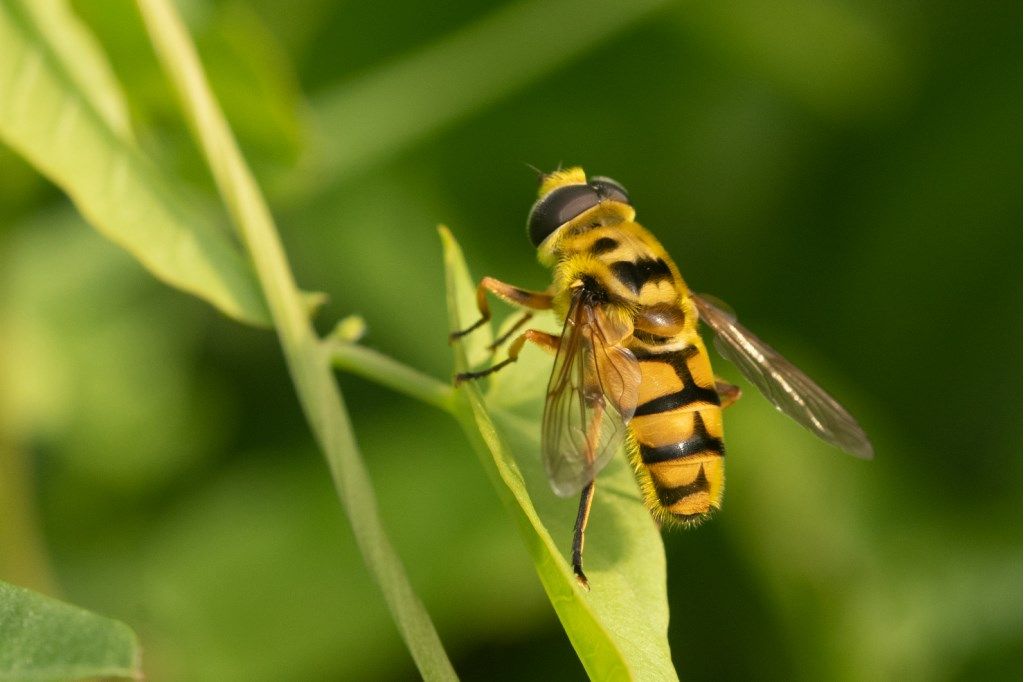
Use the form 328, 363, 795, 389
0, 1, 270, 326
12, 0, 133, 139
0, 580, 141, 682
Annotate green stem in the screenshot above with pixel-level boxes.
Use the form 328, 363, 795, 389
326, 341, 456, 414
136, 1, 456, 679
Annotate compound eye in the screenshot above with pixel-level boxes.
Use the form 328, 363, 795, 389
527, 184, 600, 246
589, 176, 630, 204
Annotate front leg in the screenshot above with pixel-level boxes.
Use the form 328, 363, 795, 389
449, 276, 553, 342
454, 329, 559, 385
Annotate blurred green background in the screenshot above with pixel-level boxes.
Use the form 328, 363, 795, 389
0, 0, 1019, 679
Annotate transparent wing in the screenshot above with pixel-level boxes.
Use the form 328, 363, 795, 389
693, 293, 873, 459
542, 296, 641, 497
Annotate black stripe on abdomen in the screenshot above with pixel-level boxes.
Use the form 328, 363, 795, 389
633, 346, 720, 416
639, 413, 725, 464
656, 465, 710, 506
610, 258, 672, 294
634, 387, 720, 416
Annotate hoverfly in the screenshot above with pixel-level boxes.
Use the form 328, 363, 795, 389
451, 167, 872, 587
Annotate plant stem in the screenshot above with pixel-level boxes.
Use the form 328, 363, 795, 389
136, 1, 455, 678
326, 341, 456, 414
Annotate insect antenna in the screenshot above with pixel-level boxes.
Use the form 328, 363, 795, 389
523, 162, 545, 185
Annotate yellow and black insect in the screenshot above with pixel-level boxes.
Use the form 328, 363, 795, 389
451, 167, 872, 587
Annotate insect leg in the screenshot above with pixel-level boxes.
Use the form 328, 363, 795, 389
715, 379, 742, 409
572, 480, 596, 589
572, 396, 606, 589
453, 329, 559, 385
449, 277, 553, 342
489, 311, 533, 350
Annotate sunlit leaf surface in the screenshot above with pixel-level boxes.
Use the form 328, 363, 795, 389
0, 0, 269, 326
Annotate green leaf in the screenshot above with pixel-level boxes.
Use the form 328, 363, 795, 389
71, 0, 306, 166
0, 580, 141, 681
439, 225, 493, 368
134, 1, 456, 679
0, 1, 270, 326
12, 0, 132, 139
440, 227, 677, 680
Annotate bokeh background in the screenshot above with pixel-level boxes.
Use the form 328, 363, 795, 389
0, 0, 1019, 679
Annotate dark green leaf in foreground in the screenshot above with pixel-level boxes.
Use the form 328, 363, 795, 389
0, 0, 269, 326
440, 227, 677, 680
0, 580, 141, 681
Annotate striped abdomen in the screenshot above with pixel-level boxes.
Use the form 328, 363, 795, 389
552, 220, 725, 523
627, 343, 725, 525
